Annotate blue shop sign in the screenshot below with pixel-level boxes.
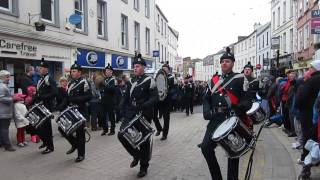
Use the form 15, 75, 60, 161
111, 54, 129, 69
77, 48, 105, 68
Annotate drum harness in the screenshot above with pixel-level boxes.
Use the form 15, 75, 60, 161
207, 74, 266, 180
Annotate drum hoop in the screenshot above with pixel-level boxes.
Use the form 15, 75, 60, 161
126, 132, 152, 149
26, 103, 42, 117
212, 117, 239, 142
34, 115, 52, 129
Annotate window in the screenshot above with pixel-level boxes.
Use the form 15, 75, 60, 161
304, 24, 309, 49
290, 0, 293, 18
0, 0, 18, 16
259, 38, 261, 49
134, 0, 139, 11
266, 32, 269, 45
157, 14, 160, 32
299, 1, 303, 17
75, 0, 84, 30
283, 32, 286, 52
134, 22, 140, 51
290, 28, 293, 53
263, 35, 265, 48
97, 0, 107, 39
299, 30, 303, 50
161, 45, 164, 61
145, 28, 150, 55
253, 36, 255, 47
277, 7, 280, 27
161, 18, 163, 35
165, 23, 167, 38
283, 1, 286, 23
0, 0, 11, 11
304, 0, 308, 13
41, 0, 55, 23
145, 0, 150, 18
165, 47, 167, 61
272, 11, 276, 30
121, 14, 128, 48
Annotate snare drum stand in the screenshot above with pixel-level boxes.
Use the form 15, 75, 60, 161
244, 124, 264, 180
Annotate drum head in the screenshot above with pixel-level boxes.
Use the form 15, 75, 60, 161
155, 69, 168, 101
246, 102, 260, 115
212, 117, 238, 141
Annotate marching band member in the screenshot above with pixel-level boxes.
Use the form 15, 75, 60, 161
57, 61, 92, 162
118, 53, 158, 178
33, 58, 57, 154
201, 47, 252, 180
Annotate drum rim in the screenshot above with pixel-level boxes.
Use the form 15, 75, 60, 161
212, 116, 239, 141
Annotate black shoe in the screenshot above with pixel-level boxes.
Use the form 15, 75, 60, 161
155, 131, 162, 136
101, 130, 108, 136
66, 146, 76, 155
108, 131, 115, 136
4, 146, 16, 152
160, 136, 167, 141
38, 144, 46, 149
130, 158, 139, 168
288, 132, 297, 137
75, 156, 85, 163
41, 148, 53, 155
137, 169, 148, 178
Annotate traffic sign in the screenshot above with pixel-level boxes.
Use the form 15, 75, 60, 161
153, 50, 160, 57
256, 64, 261, 70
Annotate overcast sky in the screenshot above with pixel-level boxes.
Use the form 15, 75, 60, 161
156, 0, 271, 59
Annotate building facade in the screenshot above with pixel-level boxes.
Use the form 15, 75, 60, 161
270, 0, 294, 68
256, 22, 271, 77
167, 26, 179, 74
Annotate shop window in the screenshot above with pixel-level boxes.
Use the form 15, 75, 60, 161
0, 0, 18, 17
134, 21, 140, 51
41, 0, 59, 27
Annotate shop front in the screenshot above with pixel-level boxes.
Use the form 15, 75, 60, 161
0, 35, 71, 93
76, 48, 106, 79
111, 54, 132, 77
293, 59, 313, 78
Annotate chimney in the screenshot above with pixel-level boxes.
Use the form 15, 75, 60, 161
254, 22, 261, 30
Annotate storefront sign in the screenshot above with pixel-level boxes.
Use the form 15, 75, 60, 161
271, 37, 280, 49
312, 10, 320, 34
77, 48, 105, 68
145, 59, 153, 69
111, 54, 129, 69
0, 36, 71, 62
0, 39, 37, 57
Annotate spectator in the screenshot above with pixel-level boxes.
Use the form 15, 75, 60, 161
13, 93, 29, 147
0, 70, 16, 151
19, 66, 35, 95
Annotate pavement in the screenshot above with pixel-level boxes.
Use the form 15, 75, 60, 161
0, 106, 319, 180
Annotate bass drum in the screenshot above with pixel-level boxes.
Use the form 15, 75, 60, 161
154, 69, 168, 101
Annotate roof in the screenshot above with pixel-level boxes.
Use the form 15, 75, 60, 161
256, 22, 271, 36
156, 5, 169, 22
168, 26, 179, 39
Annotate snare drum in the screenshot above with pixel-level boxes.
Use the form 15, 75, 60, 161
247, 102, 267, 124
56, 106, 86, 136
25, 103, 53, 129
119, 114, 154, 149
212, 116, 255, 158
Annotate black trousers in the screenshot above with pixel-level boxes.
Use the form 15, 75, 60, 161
152, 107, 163, 132
38, 120, 54, 150
103, 108, 116, 132
0, 118, 12, 148
58, 123, 86, 157
118, 117, 152, 170
201, 125, 239, 180
282, 102, 292, 133
159, 103, 171, 138
185, 97, 193, 115
90, 101, 104, 129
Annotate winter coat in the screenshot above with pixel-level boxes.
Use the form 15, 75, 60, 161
0, 80, 13, 119
13, 101, 29, 128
